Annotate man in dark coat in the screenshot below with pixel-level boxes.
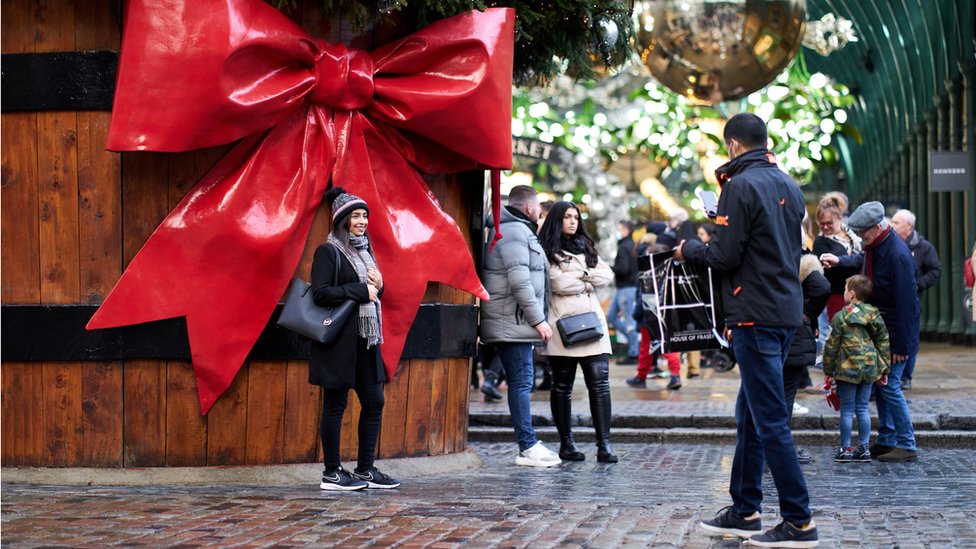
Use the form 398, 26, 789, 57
890, 209, 941, 388
677, 113, 818, 547
822, 201, 919, 463
609, 220, 640, 364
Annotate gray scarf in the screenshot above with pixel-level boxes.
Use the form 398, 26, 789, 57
328, 234, 383, 348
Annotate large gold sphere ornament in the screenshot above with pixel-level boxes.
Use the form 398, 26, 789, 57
634, 0, 806, 104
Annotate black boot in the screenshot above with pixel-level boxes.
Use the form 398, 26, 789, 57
550, 361, 584, 461
480, 373, 503, 401
582, 358, 618, 463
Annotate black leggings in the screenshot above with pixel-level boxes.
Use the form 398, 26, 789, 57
320, 380, 385, 472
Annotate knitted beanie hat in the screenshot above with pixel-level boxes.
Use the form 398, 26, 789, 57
324, 186, 369, 224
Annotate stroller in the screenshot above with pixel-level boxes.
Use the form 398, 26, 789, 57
701, 347, 736, 372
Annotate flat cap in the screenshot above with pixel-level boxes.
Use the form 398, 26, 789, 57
847, 201, 885, 231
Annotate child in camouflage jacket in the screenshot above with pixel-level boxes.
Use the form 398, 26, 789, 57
823, 274, 891, 462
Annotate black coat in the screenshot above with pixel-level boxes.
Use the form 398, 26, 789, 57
905, 230, 941, 296
682, 149, 805, 328
308, 243, 386, 388
613, 236, 639, 287
812, 235, 852, 295
785, 263, 830, 367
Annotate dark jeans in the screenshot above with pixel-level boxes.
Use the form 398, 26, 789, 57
729, 326, 812, 525
496, 342, 538, 451
782, 361, 804, 424
320, 380, 385, 472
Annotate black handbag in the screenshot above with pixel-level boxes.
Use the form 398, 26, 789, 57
555, 311, 604, 347
277, 245, 357, 344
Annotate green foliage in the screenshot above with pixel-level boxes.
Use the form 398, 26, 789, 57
272, 0, 634, 86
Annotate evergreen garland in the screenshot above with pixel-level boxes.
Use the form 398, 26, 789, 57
273, 0, 635, 86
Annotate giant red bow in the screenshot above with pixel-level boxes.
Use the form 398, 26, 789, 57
87, 0, 514, 413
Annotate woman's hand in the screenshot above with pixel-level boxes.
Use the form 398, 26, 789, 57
367, 267, 383, 290
819, 253, 839, 269
367, 283, 379, 302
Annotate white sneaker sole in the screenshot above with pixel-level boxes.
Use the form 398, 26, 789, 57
699, 521, 760, 538
514, 456, 561, 467
319, 481, 367, 491
360, 480, 401, 489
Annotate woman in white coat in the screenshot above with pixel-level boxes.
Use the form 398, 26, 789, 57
538, 201, 618, 462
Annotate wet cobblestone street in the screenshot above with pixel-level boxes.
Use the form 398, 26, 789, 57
4, 441, 976, 548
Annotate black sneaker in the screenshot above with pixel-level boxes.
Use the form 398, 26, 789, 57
626, 376, 647, 388
320, 467, 367, 491
700, 505, 761, 538
353, 467, 401, 489
834, 447, 852, 462
747, 520, 819, 547
851, 444, 872, 463
796, 448, 814, 464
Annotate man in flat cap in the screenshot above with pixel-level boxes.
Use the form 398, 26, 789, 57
821, 200, 919, 462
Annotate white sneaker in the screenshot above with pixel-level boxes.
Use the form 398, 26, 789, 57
793, 402, 809, 416
515, 441, 561, 467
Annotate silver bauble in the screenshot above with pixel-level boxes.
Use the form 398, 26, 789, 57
634, 0, 806, 104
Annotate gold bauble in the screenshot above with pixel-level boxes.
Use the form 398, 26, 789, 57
634, 0, 806, 104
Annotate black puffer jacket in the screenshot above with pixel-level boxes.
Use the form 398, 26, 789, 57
785, 254, 830, 367
682, 149, 805, 328
613, 236, 639, 287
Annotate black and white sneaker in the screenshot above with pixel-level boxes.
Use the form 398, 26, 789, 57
746, 520, 819, 547
700, 505, 762, 538
320, 467, 368, 491
353, 467, 401, 489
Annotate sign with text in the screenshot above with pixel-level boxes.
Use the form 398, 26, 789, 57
929, 151, 971, 192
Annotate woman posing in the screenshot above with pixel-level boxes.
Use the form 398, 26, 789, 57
538, 201, 618, 463
310, 187, 399, 491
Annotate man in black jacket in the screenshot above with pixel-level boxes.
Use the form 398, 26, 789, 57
677, 113, 818, 548
890, 209, 941, 388
609, 220, 640, 364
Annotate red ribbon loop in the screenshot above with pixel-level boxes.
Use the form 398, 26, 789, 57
313, 42, 375, 110
88, 0, 514, 414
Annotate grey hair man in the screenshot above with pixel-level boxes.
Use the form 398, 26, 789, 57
889, 209, 941, 388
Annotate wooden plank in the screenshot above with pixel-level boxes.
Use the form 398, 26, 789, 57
245, 361, 286, 464
77, 109, 121, 303
404, 359, 433, 457
1, 0, 40, 302
448, 358, 473, 452
1, 112, 40, 303
74, 0, 121, 51
121, 152, 169, 265
1, 363, 31, 465
427, 359, 448, 456
36, 0, 79, 306
338, 384, 362, 461
122, 360, 166, 466
164, 361, 208, 466
282, 361, 321, 463
377, 364, 409, 459
75, 0, 121, 302
81, 362, 123, 466
41, 362, 84, 466
206, 363, 249, 466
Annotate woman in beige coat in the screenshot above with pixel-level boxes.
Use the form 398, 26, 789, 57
538, 201, 617, 462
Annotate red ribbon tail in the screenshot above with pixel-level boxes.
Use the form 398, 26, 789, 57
488, 169, 503, 254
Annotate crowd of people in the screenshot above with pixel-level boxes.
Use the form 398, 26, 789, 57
305, 112, 971, 547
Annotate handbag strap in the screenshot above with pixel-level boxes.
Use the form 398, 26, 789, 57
331, 244, 342, 286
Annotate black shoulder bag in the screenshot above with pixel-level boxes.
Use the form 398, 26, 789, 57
277, 245, 357, 344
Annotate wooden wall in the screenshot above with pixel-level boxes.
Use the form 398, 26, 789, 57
1, 0, 475, 467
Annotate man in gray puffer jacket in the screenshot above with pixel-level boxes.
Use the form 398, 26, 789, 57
480, 185, 561, 467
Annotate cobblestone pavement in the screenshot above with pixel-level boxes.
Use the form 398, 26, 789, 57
4, 441, 976, 548
470, 343, 976, 428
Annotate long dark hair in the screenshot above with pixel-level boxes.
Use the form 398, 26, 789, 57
538, 201, 598, 268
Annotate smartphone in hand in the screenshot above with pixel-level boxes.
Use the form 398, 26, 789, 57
697, 189, 719, 218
